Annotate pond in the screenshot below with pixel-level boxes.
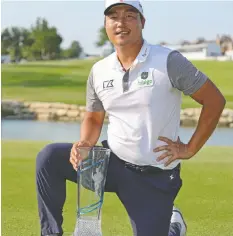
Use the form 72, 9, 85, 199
2, 120, 233, 146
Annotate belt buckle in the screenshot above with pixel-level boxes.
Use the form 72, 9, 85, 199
140, 166, 150, 173
125, 163, 141, 173
124, 161, 162, 174
124, 161, 153, 174
136, 166, 143, 172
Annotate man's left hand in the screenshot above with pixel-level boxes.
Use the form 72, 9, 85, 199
153, 136, 194, 166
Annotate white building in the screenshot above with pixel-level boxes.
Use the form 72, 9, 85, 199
1, 55, 11, 64
225, 50, 233, 60
165, 42, 222, 60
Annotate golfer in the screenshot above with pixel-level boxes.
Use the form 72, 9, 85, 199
36, 1, 226, 235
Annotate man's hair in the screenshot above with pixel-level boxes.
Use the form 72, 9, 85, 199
139, 13, 144, 21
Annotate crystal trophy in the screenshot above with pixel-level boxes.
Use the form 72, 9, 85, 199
73, 146, 110, 236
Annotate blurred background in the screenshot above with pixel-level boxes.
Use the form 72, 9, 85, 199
1, 1, 233, 236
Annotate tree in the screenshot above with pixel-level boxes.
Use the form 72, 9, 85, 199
180, 40, 191, 46
196, 37, 206, 44
20, 29, 35, 60
96, 26, 114, 53
1, 27, 32, 62
61, 41, 83, 59
1, 18, 63, 61
219, 34, 233, 55
44, 26, 63, 59
1, 28, 11, 55
29, 17, 63, 60
159, 41, 167, 45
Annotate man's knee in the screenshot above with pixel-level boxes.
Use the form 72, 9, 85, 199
36, 143, 61, 171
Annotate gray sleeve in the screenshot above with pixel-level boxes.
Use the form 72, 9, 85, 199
167, 51, 208, 95
86, 69, 104, 112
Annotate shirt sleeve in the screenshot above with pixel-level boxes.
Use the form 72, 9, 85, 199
86, 68, 105, 112
167, 51, 208, 95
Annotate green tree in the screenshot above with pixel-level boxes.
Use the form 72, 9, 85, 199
61, 41, 83, 59
1, 27, 28, 62
29, 18, 63, 60
20, 29, 35, 60
96, 26, 114, 52
196, 37, 206, 44
1, 18, 63, 61
70, 41, 83, 58
181, 40, 191, 46
159, 41, 167, 45
1, 28, 12, 54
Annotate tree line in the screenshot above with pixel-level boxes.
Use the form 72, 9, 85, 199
2, 17, 232, 62
1, 17, 83, 62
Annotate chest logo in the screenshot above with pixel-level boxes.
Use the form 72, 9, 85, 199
138, 72, 153, 86
141, 72, 148, 79
103, 80, 114, 89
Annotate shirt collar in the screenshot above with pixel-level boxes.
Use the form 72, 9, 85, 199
136, 39, 151, 63
111, 39, 151, 71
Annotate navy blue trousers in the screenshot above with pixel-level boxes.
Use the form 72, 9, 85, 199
36, 142, 182, 236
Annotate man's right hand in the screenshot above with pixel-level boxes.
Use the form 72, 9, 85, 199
70, 140, 92, 171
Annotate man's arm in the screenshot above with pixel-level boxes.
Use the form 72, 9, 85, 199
80, 67, 106, 146
80, 111, 105, 146
167, 51, 226, 156
70, 68, 105, 169
155, 51, 226, 166
188, 79, 225, 155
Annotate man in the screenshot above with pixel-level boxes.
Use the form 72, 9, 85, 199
36, 0, 226, 235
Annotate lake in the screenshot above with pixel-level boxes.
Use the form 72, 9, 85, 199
2, 120, 233, 146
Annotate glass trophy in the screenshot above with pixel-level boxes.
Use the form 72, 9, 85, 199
73, 146, 110, 236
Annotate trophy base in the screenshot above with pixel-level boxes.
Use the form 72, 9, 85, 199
73, 217, 102, 236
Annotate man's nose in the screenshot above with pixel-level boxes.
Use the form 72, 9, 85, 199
116, 16, 127, 25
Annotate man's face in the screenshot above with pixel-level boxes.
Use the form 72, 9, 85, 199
105, 5, 145, 47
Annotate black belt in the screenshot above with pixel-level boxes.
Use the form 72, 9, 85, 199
118, 156, 180, 174
101, 140, 180, 175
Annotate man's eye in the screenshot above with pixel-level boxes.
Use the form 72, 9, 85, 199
126, 14, 135, 18
109, 15, 117, 19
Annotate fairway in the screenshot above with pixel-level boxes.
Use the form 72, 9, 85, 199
2, 60, 233, 109
1, 141, 233, 236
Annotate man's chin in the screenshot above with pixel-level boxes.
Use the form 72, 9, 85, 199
115, 40, 130, 47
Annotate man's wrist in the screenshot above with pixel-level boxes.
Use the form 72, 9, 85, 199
186, 143, 197, 158
79, 140, 92, 146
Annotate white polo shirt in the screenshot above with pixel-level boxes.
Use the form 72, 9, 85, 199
86, 40, 207, 169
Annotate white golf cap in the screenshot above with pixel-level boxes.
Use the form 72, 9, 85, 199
104, 0, 144, 18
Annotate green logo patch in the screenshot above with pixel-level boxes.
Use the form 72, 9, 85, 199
141, 72, 148, 80
138, 71, 153, 86
138, 79, 153, 86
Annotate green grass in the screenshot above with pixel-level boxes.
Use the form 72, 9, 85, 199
2, 140, 233, 236
1, 60, 233, 109
1, 60, 96, 105
182, 61, 233, 109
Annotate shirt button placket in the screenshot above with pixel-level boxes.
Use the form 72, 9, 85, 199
122, 69, 130, 92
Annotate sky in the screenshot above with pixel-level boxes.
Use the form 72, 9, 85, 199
1, 0, 233, 55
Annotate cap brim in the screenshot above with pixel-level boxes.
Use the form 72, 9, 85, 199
104, 3, 139, 15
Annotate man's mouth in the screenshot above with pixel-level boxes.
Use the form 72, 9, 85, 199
115, 30, 130, 35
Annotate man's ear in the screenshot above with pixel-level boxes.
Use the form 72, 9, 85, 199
104, 17, 106, 27
141, 17, 146, 29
